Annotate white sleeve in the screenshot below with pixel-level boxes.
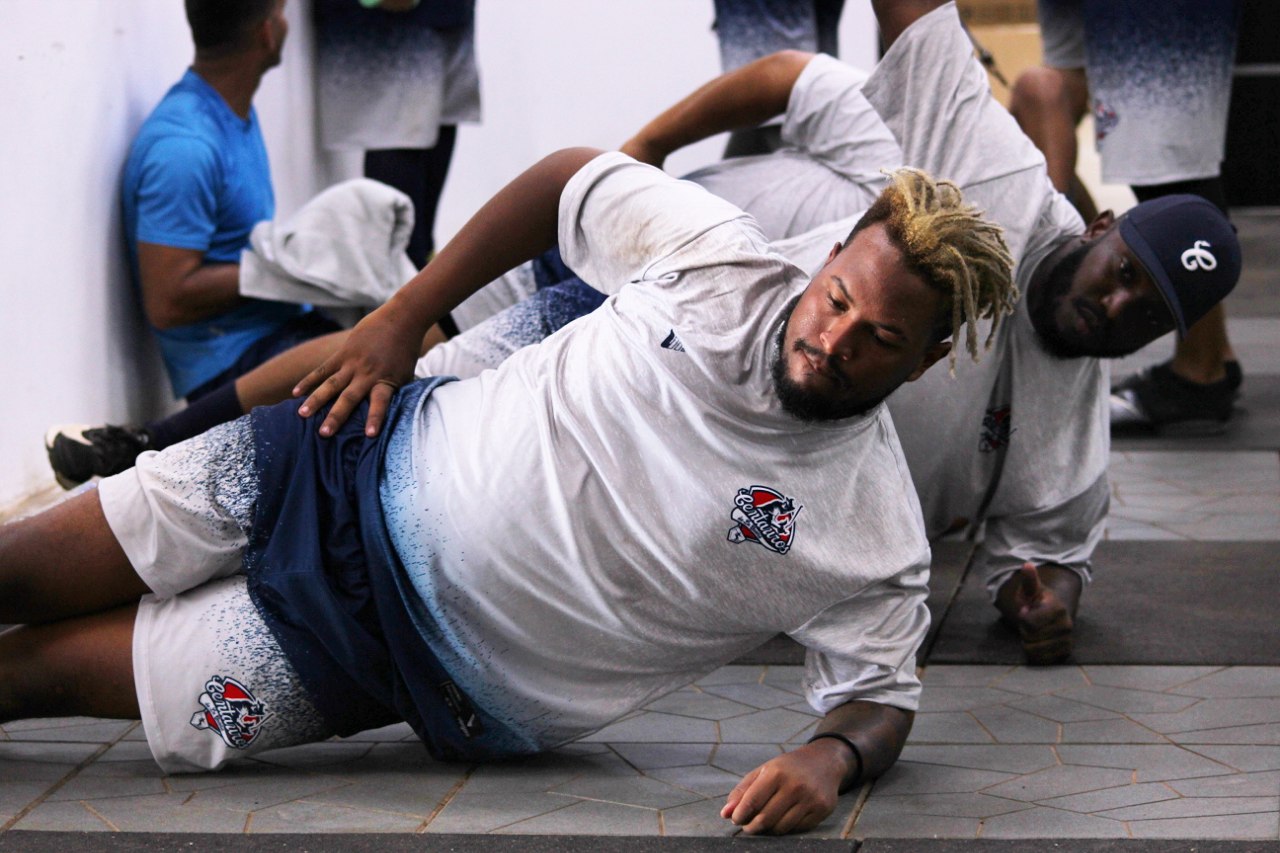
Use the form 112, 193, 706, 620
558, 151, 759, 296
780, 55, 901, 179
792, 557, 930, 714
860, 2, 1044, 195
976, 473, 1110, 600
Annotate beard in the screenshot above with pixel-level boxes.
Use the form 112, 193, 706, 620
1027, 240, 1094, 360
770, 298, 891, 422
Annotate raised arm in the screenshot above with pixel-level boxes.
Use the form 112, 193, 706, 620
293, 146, 603, 437
620, 50, 811, 168
871, 0, 950, 51
721, 699, 912, 835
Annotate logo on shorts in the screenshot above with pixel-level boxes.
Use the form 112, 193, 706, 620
1093, 100, 1118, 141
979, 405, 1014, 453
189, 675, 271, 749
727, 485, 802, 555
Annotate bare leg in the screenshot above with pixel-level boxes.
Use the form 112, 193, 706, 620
0, 490, 147, 624
1171, 303, 1235, 384
0, 604, 139, 723
1009, 65, 1098, 222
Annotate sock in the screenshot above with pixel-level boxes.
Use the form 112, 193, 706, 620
144, 381, 244, 451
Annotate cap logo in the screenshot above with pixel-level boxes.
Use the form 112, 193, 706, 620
1181, 240, 1217, 272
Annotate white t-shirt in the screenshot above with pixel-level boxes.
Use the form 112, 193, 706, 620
383, 152, 932, 751
768, 4, 1107, 593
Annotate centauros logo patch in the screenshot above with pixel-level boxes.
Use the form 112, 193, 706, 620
189, 675, 271, 749
727, 485, 802, 555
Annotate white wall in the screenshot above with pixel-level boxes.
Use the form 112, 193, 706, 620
0, 0, 876, 511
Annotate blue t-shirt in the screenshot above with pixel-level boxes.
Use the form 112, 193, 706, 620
122, 68, 307, 398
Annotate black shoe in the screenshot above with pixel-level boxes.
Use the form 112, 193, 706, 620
1109, 361, 1239, 436
44, 424, 152, 489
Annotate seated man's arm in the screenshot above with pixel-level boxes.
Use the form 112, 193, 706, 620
295, 146, 604, 436
137, 243, 242, 330
723, 699, 912, 835
621, 50, 810, 167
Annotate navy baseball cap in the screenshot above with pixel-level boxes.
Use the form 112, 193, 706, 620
1118, 194, 1241, 336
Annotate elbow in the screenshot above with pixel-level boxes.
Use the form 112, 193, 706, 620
142, 295, 188, 330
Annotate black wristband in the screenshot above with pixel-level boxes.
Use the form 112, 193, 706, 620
806, 731, 864, 793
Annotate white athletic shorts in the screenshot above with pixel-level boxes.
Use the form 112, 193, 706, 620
99, 419, 330, 773
1036, 0, 1086, 69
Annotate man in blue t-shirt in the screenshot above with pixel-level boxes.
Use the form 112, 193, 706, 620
45, 0, 340, 488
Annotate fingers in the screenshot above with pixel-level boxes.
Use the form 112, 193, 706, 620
364, 382, 398, 438
1014, 562, 1043, 609
721, 768, 758, 818
726, 768, 781, 831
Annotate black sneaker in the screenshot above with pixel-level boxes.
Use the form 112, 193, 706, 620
44, 424, 152, 489
1109, 361, 1240, 436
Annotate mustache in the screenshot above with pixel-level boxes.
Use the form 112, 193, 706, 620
792, 338, 852, 389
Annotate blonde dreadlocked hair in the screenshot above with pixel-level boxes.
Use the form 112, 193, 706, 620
846, 168, 1017, 372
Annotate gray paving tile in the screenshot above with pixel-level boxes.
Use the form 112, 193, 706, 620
1100, 795, 1279, 821
852, 791, 1030, 819
968, 705, 1061, 744
458, 756, 600, 796
850, 808, 982, 838
1057, 745, 1238, 782
701, 682, 807, 711
1194, 745, 1280, 772
978, 805, 1129, 838
424, 792, 575, 834
759, 666, 808, 691
93, 741, 156, 763
1056, 685, 1202, 715
717, 707, 819, 744
301, 773, 461, 816
645, 764, 742, 799
496, 798, 661, 835
581, 712, 718, 744
2, 718, 137, 743
0, 783, 53, 825
983, 765, 1135, 802
1038, 781, 1180, 813
657, 797, 739, 837
337, 722, 417, 742
550, 774, 704, 810
642, 689, 758, 721
0, 742, 101, 780
906, 713, 996, 744
248, 799, 427, 832
867, 761, 1014, 796
918, 665, 1017, 688
1174, 667, 1280, 698
1006, 694, 1122, 724
1082, 665, 1225, 692
19, 791, 249, 832
8, 799, 116, 832
185, 773, 352, 812
1169, 770, 1280, 797
609, 743, 715, 771
1130, 698, 1280, 734
916, 687, 1023, 713
248, 741, 376, 769
1172, 723, 1280, 745
45, 759, 169, 802
694, 666, 765, 688
708, 743, 783, 776
1126, 811, 1280, 839
988, 666, 1091, 695
1059, 717, 1168, 744
897, 744, 1059, 775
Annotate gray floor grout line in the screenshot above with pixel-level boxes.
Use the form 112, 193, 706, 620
415, 765, 475, 833
0, 719, 139, 832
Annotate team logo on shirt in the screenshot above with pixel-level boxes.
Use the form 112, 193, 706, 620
1093, 100, 1119, 141
189, 675, 271, 749
979, 405, 1014, 453
727, 485, 802, 554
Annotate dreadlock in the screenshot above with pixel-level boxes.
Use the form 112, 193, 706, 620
846, 168, 1017, 372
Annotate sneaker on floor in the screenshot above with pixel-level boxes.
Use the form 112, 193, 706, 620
1109, 361, 1239, 436
44, 424, 152, 489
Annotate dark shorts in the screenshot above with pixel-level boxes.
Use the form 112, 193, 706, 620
242, 377, 520, 761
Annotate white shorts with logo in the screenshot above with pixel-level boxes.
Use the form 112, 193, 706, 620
98, 418, 331, 773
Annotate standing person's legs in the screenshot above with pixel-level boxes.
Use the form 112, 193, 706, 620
364, 127, 459, 269
1087, 0, 1244, 432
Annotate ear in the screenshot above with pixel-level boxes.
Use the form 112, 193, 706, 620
905, 341, 951, 382
824, 242, 842, 266
1083, 209, 1115, 239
